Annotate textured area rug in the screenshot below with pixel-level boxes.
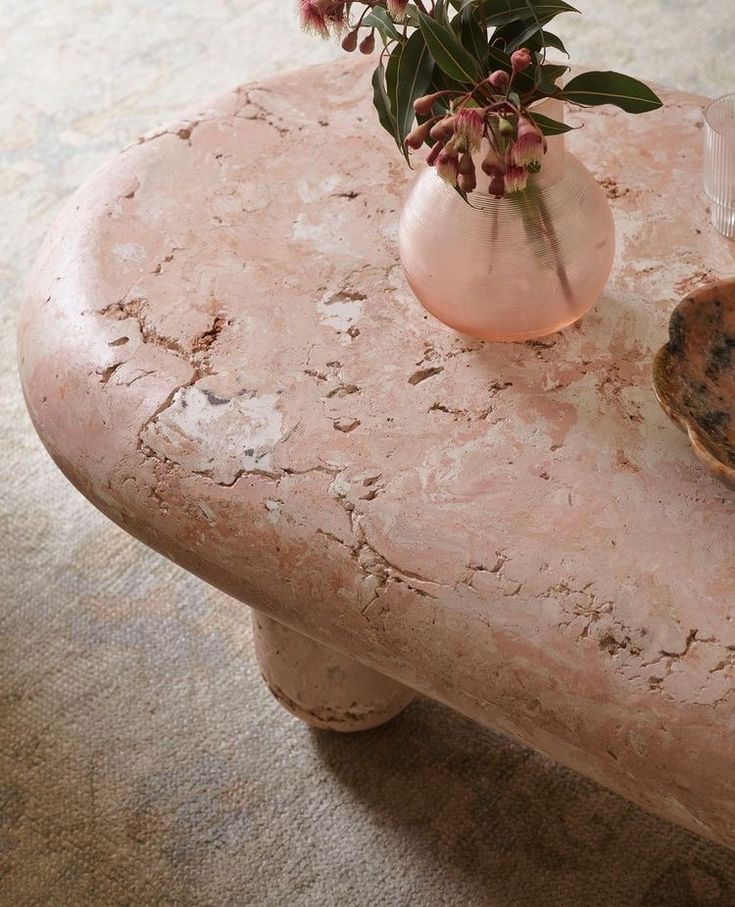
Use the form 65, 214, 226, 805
2, 2, 735, 904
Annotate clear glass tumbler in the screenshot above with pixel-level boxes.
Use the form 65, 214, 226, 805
704, 94, 735, 240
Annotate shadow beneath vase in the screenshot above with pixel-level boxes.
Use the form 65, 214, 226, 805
311, 696, 735, 907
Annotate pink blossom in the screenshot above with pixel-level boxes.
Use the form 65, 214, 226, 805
299, 0, 345, 35
436, 149, 459, 186
511, 117, 545, 167
299, 0, 329, 36
454, 108, 484, 153
387, 0, 408, 20
324, 1, 347, 30
504, 165, 529, 194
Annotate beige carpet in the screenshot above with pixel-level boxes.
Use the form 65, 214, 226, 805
3, 1, 735, 904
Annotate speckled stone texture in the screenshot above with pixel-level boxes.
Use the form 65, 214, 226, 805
18, 50, 735, 860
655, 279, 735, 489
6, 3, 735, 903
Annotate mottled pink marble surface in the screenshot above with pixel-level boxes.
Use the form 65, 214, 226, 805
18, 58, 735, 849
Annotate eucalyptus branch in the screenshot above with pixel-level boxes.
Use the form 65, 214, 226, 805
299, 0, 663, 260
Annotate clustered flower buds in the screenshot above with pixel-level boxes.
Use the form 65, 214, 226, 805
300, 0, 389, 53
454, 108, 484, 153
296, 6, 550, 203
410, 54, 547, 200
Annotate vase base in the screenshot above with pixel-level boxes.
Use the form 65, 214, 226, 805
413, 288, 596, 344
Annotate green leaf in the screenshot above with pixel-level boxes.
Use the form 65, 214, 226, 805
537, 61, 568, 94
487, 41, 511, 73
364, 8, 402, 44
371, 63, 399, 149
385, 44, 401, 113
418, 10, 480, 85
428, 62, 466, 96
393, 30, 435, 156
494, 17, 569, 56
504, 20, 547, 52
541, 63, 569, 81
561, 71, 663, 113
457, 5, 489, 67
433, 0, 452, 29
540, 30, 568, 55
403, 4, 422, 26
529, 111, 574, 135
480, 0, 579, 28
453, 182, 470, 204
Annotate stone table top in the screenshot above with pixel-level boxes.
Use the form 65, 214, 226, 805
18, 57, 735, 849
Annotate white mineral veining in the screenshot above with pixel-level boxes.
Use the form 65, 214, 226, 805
317, 290, 363, 332
112, 242, 145, 262
141, 386, 286, 484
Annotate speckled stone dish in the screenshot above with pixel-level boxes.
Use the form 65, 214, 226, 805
654, 279, 735, 488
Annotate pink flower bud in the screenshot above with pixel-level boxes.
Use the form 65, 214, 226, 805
387, 0, 408, 20
497, 116, 515, 138
458, 171, 477, 193
458, 153, 477, 193
511, 48, 532, 72
454, 108, 484, 153
413, 92, 444, 116
458, 152, 475, 176
436, 150, 459, 187
341, 29, 358, 52
504, 164, 529, 194
488, 174, 506, 198
511, 116, 545, 167
481, 146, 505, 177
429, 116, 455, 142
359, 31, 375, 54
405, 120, 432, 150
487, 70, 510, 92
426, 140, 444, 166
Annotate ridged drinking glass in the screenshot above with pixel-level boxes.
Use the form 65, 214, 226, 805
705, 94, 735, 241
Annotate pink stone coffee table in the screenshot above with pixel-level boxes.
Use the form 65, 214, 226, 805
18, 58, 735, 850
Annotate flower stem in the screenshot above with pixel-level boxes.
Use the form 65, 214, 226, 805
524, 176, 574, 305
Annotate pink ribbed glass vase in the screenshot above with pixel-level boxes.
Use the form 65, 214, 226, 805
398, 101, 615, 342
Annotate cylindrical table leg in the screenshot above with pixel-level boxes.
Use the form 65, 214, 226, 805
252, 612, 415, 732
